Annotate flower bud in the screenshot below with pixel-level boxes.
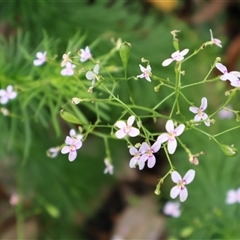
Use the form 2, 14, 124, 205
72, 97, 81, 105
119, 42, 131, 75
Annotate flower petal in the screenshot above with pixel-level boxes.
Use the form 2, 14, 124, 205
115, 120, 126, 129
174, 124, 185, 137
139, 142, 150, 153
189, 106, 198, 114
168, 138, 177, 154
215, 63, 227, 74
179, 187, 188, 202
129, 127, 140, 137
166, 120, 174, 132
157, 133, 169, 144
69, 129, 76, 137
180, 48, 189, 57
94, 64, 100, 74
115, 129, 126, 139
75, 140, 82, 149
183, 169, 195, 184
162, 58, 174, 67
151, 141, 161, 153
170, 186, 180, 199
65, 136, 73, 145
139, 64, 145, 72
200, 97, 208, 110
147, 155, 156, 168
171, 171, 182, 183
69, 151, 77, 161
86, 71, 95, 80
61, 146, 70, 154
129, 146, 138, 156
127, 115, 135, 126
129, 157, 138, 168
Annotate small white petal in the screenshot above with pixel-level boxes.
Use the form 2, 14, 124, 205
115, 120, 126, 129
127, 115, 135, 126
94, 64, 100, 74
168, 138, 177, 154
61, 146, 70, 154
115, 129, 126, 139
183, 169, 195, 184
162, 58, 174, 67
200, 97, 208, 110
128, 127, 140, 137
180, 48, 189, 57
170, 186, 181, 199
174, 124, 185, 137
129, 157, 138, 168
179, 187, 188, 202
157, 133, 169, 144
147, 155, 156, 168
165, 120, 174, 133
189, 106, 198, 114
215, 63, 227, 74
171, 171, 182, 183
129, 146, 138, 156
139, 142, 150, 153
69, 151, 77, 161
151, 141, 161, 153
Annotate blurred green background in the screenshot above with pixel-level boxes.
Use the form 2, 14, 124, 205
1, 1, 240, 239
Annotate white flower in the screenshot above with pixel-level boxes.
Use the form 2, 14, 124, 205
47, 147, 60, 158
157, 120, 185, 154
86, 64, 100, 85
170, 169, 195, 202
138, 141, 161, 169
189, 97, 210, 126
226, 188, 240, 204
61, 52, 71, 67
61, 135, 82, 162
115, 115, 140, 139
129, 146, 142, 168
215, 63, 239, 82
210, 29, 222, 48
218, 105, 234, 119
33, 51, 47, 66
162, 49, 189, 67
163, 201, 181, 218
80, 46, 92, 62
61, 62, 76, 76
0, 85, 17, 104
104, 158, 114, 175
137, 64, 152, 82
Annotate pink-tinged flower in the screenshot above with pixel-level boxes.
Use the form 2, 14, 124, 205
80, 46, 92, 62
189, 97, 210, 126
226, 188, 240, 204
215, 63, 239, 82
170, 169, 195, 202
218, 105, 234, 119
61, 135, 82, 162
86, 64, 100, 85
157, 120, 185, 154
162, 49, 189, 67
163, 201, 181, 218
138, 141, 161, 169
47, 147, 60, 158
0, 85, 17, 104
210, 29, 222, 48
104, 158, 114, 175
228, 71, 240, 88
137, 64, 152, 82
115, 115, 140, 139
129, 146, 142, 168
9, 193, 20, 206
33, 51, 47, 66
61, 62, 76, 76
61, 52, 71, 67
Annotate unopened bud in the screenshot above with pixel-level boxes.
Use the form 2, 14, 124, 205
72, 97, 81, 105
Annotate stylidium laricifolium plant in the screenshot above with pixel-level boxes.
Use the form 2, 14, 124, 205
3, 29, 240, 206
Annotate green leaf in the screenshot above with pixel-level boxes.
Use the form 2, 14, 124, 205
60, 109, 82, 124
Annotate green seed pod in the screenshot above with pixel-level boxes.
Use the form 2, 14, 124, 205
119, 42, 131, 77
219, 143, 238, 156
60, 109, 81, 124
